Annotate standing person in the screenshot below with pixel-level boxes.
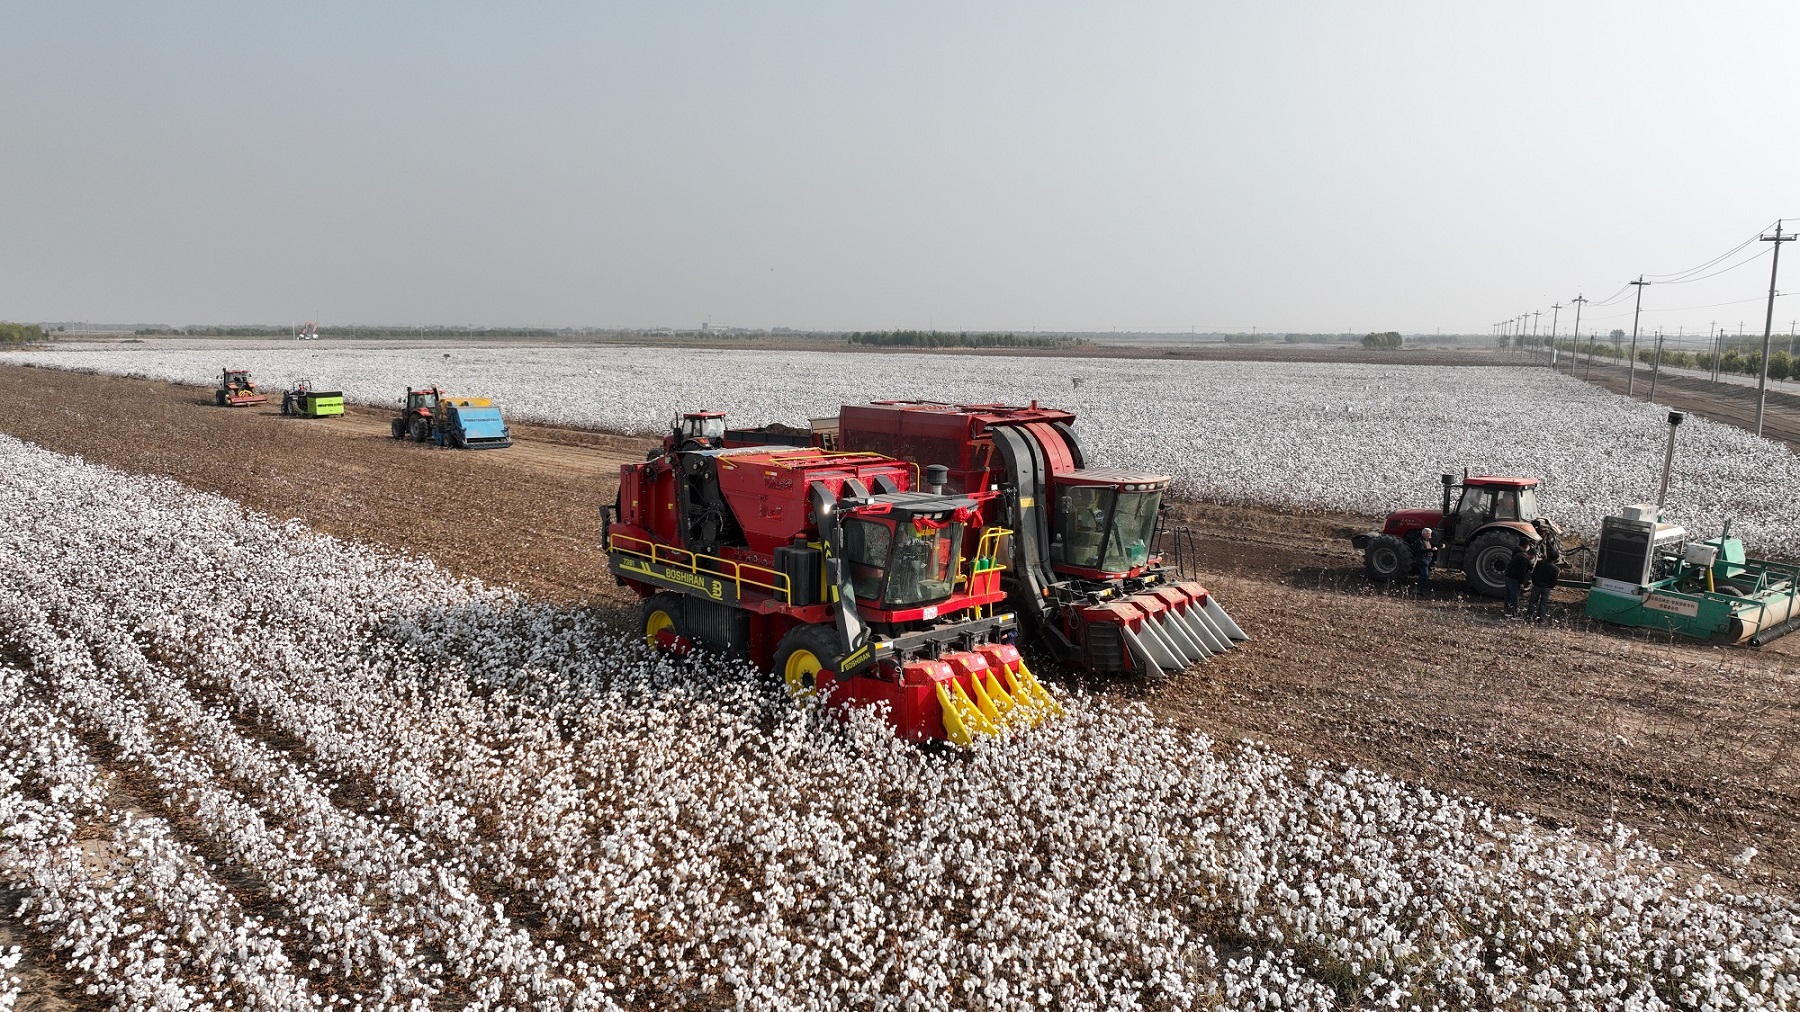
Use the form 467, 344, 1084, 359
1527, 549, 1561, 622
1411, 527, 1436, 594
1503, 544, 1535, 618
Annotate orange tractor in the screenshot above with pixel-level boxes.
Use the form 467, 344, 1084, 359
214, 369, 267, 406
1352, 473, 1566, 596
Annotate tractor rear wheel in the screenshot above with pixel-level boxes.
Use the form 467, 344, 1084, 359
773, 624, 843, 701
215, 390, 227, 406
1362, 534, 1413, 583
1464, 530, 1519, 599
409, 416, 431, 443
390, 418, 406, 439
641, 593, 689, 653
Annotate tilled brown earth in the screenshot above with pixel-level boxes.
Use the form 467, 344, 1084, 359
3, 362, 1796, 895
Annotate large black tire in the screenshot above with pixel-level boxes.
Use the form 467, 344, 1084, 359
215, 389, 227, 406
1363, 534, 1414, 583
408, 416, 431, 443
390, 417, 406, 439
1464, 530, 1520, 599
640, 593, 688, 652
772, 624, 844, 701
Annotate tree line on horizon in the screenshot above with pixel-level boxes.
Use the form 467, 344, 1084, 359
845, 330, 1086, 349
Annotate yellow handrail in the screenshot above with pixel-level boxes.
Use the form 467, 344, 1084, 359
609, 532, 793, 603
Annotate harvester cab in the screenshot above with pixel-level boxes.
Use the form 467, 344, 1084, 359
606, 419, 1061, 747
728, 401, 1248, 680
215, 368, 268, 407
1354, 473, 1564, 597
662, 411, 728, 454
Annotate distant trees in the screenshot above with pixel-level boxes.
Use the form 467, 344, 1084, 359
1361, 331, 1403, 350
0, 322, 46, 344
845, 330, 1082, 349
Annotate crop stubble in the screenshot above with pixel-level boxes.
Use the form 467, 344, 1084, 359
1, 363, 1795, 895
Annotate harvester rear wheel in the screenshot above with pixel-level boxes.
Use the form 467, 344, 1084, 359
773, 624, 842, 700
1362, 534, 1413, 583
1464, 530, 1518, 599
641, 593, 689, 653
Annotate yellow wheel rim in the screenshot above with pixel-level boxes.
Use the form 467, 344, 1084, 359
783, 648, 824, 699
644, 609, 675, 647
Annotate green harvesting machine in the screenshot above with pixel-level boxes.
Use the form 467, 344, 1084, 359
1580, 411, 1799, 645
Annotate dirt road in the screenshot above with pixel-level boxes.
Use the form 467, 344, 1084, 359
3, 362, 1796, 896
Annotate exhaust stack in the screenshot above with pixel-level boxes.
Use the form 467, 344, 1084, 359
1655, 410, 1685, 516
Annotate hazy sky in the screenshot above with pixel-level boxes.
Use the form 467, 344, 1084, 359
3, 2, 1796, 335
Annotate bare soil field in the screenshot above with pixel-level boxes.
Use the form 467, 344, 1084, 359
2, 363, 1795, 897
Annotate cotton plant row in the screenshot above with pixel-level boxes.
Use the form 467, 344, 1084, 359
2, 435, 1798, 1010
0, 664, 317, 1008
8, 342, 1799, 554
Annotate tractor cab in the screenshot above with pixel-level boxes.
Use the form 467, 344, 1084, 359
222, 369, 254, 391
1049, 470, 1170, 578
666, 411, 728, 452
1443, 476, 1542, 547
839, 493, 987, 616
405, 388, 441, 415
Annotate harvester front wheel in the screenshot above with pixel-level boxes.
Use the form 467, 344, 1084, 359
641, 593, 689, 653
773, 624, 842, 701
1463, 530, 1518, 599
1362, 534, 1413, 583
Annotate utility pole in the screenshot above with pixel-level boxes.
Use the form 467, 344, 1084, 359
1568, 295, 1586, 379
1548, 302, 1563, 372
1710, 321, 1720, 383
1649, 329, 1665, 401
1754, 222, 1794, 437
1627, 277, 1650, 397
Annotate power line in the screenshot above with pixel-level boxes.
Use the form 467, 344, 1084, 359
1641, 222, 1773, 282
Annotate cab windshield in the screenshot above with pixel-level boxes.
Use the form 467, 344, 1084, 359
677, 415, 726, 443
842, 516, 965, 609
1056, 487, 1162, 573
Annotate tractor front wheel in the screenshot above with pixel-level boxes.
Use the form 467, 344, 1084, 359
1362, 534, 1413, 583
390, 418, 406, 439
641, 593, 690, 654
1464, 530, 1519, 599
773, 624, 843, 701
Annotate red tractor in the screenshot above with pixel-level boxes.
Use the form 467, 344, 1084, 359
1352, 473, 1566, 597
606, 412, 1061, 746
214, 368, 268, 406
726, 401, 1248, 680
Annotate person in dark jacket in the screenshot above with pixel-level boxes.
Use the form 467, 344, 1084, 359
1503, 545, 1535, 617
1411, 527, 1436, 594
1527, 552, 1560, 621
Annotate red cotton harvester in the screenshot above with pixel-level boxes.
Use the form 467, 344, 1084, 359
727, 401, 1249, 680
606, 412, 1063, 746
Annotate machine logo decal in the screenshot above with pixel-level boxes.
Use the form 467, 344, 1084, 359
1644, 592, 1701, 618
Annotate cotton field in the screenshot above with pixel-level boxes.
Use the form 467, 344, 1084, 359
1, 433, 1797, 1010
7, 342, 1799, 555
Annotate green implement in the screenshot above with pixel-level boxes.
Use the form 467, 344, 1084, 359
281, 382, 345, 418
1582, 515, 1800, 645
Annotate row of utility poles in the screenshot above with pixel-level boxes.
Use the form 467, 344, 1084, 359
1501, 222, 1793, 438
